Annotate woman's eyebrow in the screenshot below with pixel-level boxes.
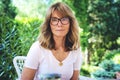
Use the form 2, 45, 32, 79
51, 17, 67, 19
51, 17, 58, 18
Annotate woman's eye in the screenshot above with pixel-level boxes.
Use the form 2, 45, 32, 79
62, 17, 68, 21
51, 18, 58, 21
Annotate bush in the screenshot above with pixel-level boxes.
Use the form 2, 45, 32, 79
0, 16, 21, 80
80, 65, 100, 77
15, 17, 42, 55
0, 16, 42, 79
104, 49, 120, 64
92, 60, 120, 79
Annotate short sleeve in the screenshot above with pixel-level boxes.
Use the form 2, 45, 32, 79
24, 41, 40, 69
73, 48, 83, 70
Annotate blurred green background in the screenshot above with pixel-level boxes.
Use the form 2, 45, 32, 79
0, 0, 120, 79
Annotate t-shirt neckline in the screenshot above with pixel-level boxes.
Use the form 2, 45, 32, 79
48, 50, 71, 63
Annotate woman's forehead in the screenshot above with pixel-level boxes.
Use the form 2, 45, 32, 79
51, 10, 67, 18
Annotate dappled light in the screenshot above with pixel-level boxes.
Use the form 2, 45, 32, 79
12, 0, 52, 18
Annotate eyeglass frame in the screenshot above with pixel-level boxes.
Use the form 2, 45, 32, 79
50, 17, 70, 26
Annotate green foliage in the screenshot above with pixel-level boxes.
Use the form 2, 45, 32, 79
87, 0, 120, 65
90, 0, 120, 42
15, 17, 42, 55
99, 60, 114, 71
0, 0, 18, 79
0, 0, 42, 79
80, 65, 91, 77
92, 60, 120, 79
0, 0, 16, 18
0, 16, 20, 80
88, 0, 120, 49
113, 55, 120, 64
104, 49, 120, 59
0, 16, 42, 80
92, 70, 115, 79
104, 49, 120, 64
80, 64, 100, 77
80, 68, 90, 77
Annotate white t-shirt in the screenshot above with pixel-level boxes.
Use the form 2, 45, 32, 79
24, 41, 83, 80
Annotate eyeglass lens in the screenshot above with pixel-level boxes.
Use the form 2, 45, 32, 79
50, 17, 69, 25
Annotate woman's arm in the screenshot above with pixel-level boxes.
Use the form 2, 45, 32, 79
21, 67, 36, 80
70, 49, 83, 80
70, 70, 79, 80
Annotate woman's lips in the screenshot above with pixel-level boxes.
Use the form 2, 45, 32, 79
56, 29, 64, 31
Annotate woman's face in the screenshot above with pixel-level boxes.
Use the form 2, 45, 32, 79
50, 10, 70, 38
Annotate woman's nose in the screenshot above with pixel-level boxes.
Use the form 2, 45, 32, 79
57, 20, 62, 27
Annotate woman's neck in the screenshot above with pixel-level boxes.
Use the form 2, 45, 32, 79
53, 36, 66, 51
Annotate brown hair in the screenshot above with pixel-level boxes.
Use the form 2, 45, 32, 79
38, 2, 80, 51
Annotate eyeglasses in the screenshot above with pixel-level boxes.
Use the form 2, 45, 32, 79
50, 17, 69, 26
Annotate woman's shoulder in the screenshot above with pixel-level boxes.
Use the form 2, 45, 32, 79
31, 41, 42, 48
31, 41, 48, 51
29, 41, 42, 50
71, 47, 81, 53
32, 40, 40, 46
70, 47, 83, 57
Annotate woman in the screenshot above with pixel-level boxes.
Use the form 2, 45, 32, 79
21, 2, 83, 80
